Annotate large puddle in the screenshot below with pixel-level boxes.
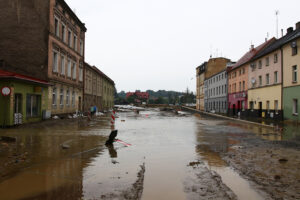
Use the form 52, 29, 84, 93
0, 109, 278, 199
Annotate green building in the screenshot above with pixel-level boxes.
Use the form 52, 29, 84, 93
0, 69, 49, 127
282, 26, 300, 122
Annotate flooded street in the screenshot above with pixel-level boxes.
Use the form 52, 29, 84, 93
0, 108, 300, 200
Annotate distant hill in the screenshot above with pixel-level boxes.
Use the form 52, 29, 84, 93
117, 90, 184, 99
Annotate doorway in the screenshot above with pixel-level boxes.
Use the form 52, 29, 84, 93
78, 96, 82, 111
258, 102, 262, 117
14, 94, 23, 125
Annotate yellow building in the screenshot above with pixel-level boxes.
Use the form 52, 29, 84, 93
101, 72, 115, 111
247, 38, 282, 120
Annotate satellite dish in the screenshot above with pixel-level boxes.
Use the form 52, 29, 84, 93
251, 78, 256, 84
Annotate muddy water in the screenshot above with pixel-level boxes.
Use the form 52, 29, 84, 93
0, 109, 275, 199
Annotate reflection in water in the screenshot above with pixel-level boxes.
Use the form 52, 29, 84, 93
106, 144, 118, 158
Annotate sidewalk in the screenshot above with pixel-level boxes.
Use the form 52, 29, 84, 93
181, 106, 277, 129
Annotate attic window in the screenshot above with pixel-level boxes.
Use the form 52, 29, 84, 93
291, 41, 298, 56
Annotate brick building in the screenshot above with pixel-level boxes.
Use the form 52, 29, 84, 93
196, 62, 206, 111
0, 0, 87, 116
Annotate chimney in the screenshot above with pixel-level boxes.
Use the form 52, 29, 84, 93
287, 27, 293, 34
296, 22, 300, 30
281, 29, 283, 37
250, 44, 254, 50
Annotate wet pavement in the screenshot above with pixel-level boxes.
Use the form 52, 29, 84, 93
0, 108, 299, 199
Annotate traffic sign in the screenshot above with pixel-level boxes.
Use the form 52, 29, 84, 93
1, 87, 11, 96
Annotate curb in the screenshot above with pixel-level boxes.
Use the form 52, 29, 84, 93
182, 106, 275, 129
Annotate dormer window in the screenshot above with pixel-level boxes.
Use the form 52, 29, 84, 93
291, 41, 297, 56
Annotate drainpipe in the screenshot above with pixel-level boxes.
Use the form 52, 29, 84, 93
280, 47, 284, 121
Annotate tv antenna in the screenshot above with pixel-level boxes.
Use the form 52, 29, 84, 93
275, 10, 279, 38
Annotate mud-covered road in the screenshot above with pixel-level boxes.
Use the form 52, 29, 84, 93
0, 108, 299, 200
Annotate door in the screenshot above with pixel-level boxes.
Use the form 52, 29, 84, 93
14, 94, 23, 125
258, 102, 262, 117
232, 104, 236, 116
78, 96, 82, 111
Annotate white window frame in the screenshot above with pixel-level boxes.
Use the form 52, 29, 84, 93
52, 87, 57, 106
60, 54, 65, 75
274, 71, 278, 84
74, 34, 77, 51
68, 29, 72, 47
80, 39, 84, 56
266, 73, 270, 85
292, 65, 297, 83
66, 89, 70, 106
79, 62, 83, 82
61, 22, 66, 42
54, 16, 60, 37
67, 59, 72, 77
293, 99, 298, 115
72, 91, 75, 107
72, 62, 77, 79
60, 88, 64, 106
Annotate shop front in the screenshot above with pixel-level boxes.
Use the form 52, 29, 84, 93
0, 70, 49, 127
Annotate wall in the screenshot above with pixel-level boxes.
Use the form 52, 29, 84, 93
0, 0, 49, 80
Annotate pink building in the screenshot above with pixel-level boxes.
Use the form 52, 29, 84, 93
227, 38, 275, 116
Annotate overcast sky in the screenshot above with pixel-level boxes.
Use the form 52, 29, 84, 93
66, 0, 300, 93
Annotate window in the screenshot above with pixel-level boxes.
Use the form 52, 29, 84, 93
60, 89, 64, 106
258, 60, 262, 69
67, 59, 71, 77
53, 51, 58, 72
274, 53, 278, 63
26, 95, 41, 117
68, 30, 72, 47
266, 74, 270, 85
52, 87, 57, 106
259, 76, 262, 86
274, 100, 279, 114
239, 82, 241, 92
72, 62, 77, 79
229, 85, 231, 93
274, 71, 278, 83
54, 17, 59, 37
60, 54, 65, 75
266, 57, 269, 66
61, 23, 66, 42
66, 89, 70, 106
293, 99, 298, 115
292, 41, 298, 56
74, 35, 77, 50
242, 81, 245, 91
80, 39, 83, 55
266, 101, 270, 112
72, 91, 75, 106
250, 101, 254, 111
79, 62, 83, 81
242, 101, 245, 111
239, 69, 242, 75
292, 65, 297, 82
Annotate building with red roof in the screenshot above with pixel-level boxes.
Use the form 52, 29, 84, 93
126, 91, 149, 104
227, 38, 275, 116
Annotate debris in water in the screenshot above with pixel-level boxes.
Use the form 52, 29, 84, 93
278, 158, 288, 163
0, 136, 16, 143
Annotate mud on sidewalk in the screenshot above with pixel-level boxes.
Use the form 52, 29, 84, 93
223, 138, 300, 200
